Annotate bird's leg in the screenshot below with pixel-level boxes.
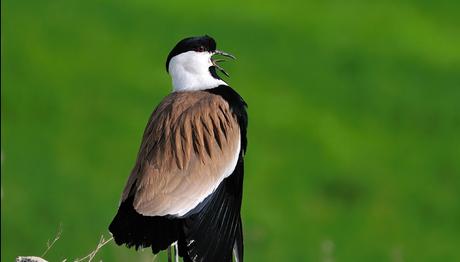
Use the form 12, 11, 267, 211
167, 246, 172, 262
173, 241, 179, 262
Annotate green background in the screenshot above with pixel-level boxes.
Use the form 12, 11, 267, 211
2, 0, 460, 261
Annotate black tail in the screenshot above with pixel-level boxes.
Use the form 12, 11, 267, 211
179, 156, 245, 262
109, 156, 245, 261
108, 196, 180, 254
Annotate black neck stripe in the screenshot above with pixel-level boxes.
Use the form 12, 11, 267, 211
205, 85, 248, 153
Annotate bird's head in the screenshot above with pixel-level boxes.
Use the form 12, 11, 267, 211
166, 35, 235, 92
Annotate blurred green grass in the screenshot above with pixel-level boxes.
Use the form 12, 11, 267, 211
2, 0, 460, 261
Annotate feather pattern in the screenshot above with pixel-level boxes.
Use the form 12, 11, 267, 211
121, 91, 241, 217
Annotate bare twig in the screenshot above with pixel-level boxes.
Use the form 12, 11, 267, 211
42, 223, 63, 257
74, 235, 113, 262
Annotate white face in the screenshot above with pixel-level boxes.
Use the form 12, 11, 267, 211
168, 51, 227, 92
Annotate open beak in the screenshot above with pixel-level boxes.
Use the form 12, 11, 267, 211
211, 50, 236, 77
214, 50, 236, 60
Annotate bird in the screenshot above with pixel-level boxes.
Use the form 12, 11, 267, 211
109, 35, 248, 262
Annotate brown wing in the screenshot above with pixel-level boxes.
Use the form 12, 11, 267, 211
121, 91, 240, 217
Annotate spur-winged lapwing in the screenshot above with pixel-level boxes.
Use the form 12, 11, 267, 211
109, 35, 248, 262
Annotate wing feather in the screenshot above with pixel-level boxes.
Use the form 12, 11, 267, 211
121, 91, 240, 217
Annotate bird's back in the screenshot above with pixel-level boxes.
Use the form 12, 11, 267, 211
109, 85, 247, 262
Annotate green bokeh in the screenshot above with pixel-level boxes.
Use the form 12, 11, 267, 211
2, 0, 460, 261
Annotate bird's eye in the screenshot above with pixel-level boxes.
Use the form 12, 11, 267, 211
196, 46, 205, 52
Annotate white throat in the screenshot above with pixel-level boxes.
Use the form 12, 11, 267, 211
168, 51, 227, 92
